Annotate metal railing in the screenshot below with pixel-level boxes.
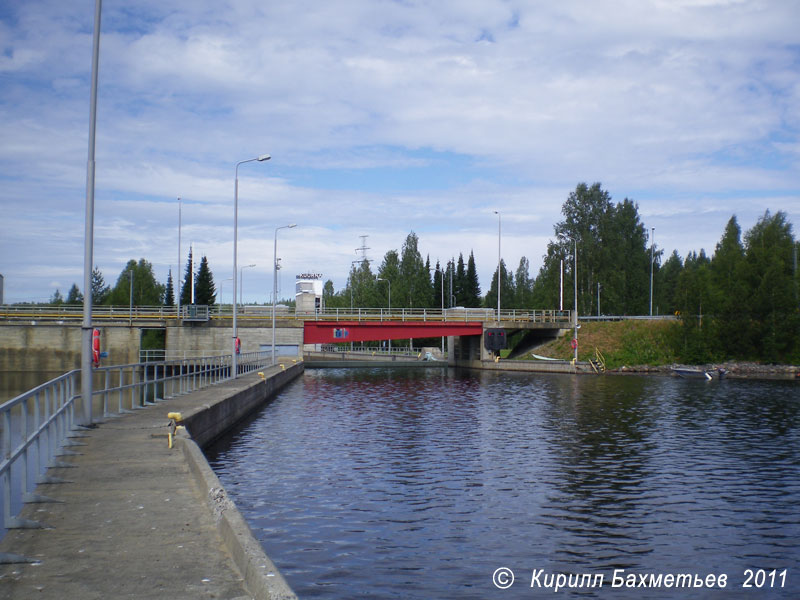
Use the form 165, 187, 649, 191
0, 304, 574, 325
1, 351, 273, 536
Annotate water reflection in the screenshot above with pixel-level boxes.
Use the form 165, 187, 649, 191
207, 369, 799, 599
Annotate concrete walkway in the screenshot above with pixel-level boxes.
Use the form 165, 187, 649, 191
0, 367, 299, 599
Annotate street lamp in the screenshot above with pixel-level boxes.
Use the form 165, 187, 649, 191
272, 223, 296, 365
233, 153, 270, 378
239, 263, 256, 306
494, 210, 501, 321
433, 267, 445, 356
649, 227, 655, 316
218, 277, 233, 313
376, 277, 391, 354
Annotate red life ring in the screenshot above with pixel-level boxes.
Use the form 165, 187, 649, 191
92, 328, 101, 366
570, 338, 578, 350
235, 337, 241, 355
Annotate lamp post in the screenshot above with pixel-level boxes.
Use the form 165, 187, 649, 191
272, 224, 296, 365
177, 197, 181, 319
433, 267, 445, 356
573, 240, 578, 364
233, 154, 270, 378
376, 277, 391, 354
649, 227, 655, 316
239, 263, 256, 306
494, 210, 501, 321
80, 0, 102, 425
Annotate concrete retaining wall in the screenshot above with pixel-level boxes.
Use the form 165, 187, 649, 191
180, 362, 304, 449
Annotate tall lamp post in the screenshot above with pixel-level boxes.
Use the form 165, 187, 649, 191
649, 227, 655, 316
272, 224, 296, 365
494, 210, 501, 321
239, 263, 256, 306
80, 0, 102, 425
232, 154, 270, 379
433, 268, 445, 356
376, 277, 391, 354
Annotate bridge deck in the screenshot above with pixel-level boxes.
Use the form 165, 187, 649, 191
0, 369, 295, 599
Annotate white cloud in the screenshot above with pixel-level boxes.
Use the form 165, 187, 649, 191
1, 0, 798, 304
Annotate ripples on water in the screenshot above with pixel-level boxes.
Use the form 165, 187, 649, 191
206, 369, 800, 599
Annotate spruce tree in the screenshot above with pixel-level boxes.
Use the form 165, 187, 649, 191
164, 269, 175, 306
465, 251, 481, 307
194, 256, 216, 305
91, 266, 110, 305
180, 249, 193, 306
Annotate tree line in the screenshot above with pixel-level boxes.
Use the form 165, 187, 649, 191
48, 249, 217, 307
42, 181, 798, 362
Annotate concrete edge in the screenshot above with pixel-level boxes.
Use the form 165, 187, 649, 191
180, 435, 298, 600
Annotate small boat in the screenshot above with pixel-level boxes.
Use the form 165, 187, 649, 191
672, 366, 727, 380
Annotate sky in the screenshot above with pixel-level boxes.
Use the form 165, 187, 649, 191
1, 0, 799, 305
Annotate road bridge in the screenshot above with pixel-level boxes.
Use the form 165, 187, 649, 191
0, 305, 574, 384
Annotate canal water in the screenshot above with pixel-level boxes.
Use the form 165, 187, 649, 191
206, 368, 800, 599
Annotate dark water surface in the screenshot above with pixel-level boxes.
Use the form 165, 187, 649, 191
206, 368, 800, 599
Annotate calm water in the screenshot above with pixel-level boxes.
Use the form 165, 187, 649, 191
207, 368, 800, 599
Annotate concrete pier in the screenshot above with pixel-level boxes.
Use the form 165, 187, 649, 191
0, 364, 302, 599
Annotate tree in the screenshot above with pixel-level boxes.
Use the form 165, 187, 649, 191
50, 289, 64, 305
164, 269, 175, 306
514, 257, 533, 308
106, 259, 165, 306
346, 259, 378, 308
710, 216, 746, 357
397, 232, 431, 308
674, 250, 715, 362
66, 283, 83, 305
655, 250, 683, 316
432, 259, 444, 309
377, 250, 401, 309
180, 249, 193, 306
484, 259, 514, 311
454, 253, 467, 306
194, 256, 216, 305
464, 251, 481, 307
741, 210, 798, 361
91, 266, 110, 305
531, 183, 652, 315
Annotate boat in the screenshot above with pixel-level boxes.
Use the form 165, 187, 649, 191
671, 366, 727, 380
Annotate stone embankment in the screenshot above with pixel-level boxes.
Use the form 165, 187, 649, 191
614, 362, 799, 380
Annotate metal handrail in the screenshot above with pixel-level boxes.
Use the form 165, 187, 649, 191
0, 351, 273, 537
0, 304, 574, 325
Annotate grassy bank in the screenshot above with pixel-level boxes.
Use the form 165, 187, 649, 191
520, 319, 679, 370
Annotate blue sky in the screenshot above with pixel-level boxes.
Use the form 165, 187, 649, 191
1, 0, 799, 304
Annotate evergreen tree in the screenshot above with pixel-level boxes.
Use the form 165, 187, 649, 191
66, 283, 83, 305
397, 232, 431, 308
50, 289, 64, 305
164, 269, 175, 306
465, 251, 481, 307
655, 250, 683, 315
377, 249, 401, 309
454, 253, 467, 306
674, 250, 714, 362
180, 249, 193, 306
194, 256, 216, 305
432, 259, 444, 309
710, 216, 746, 357
91, 266, 110, 305
484, 259, 514, 312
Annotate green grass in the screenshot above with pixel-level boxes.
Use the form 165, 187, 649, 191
518, 320, 679, 369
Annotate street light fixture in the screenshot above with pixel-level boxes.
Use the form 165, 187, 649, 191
232, 154, 270, 379
433, 267, 446, 356
650, 227, 655, 316
494, 210, 501, 321
239, 263, 256, 306
272, 223, 296, 365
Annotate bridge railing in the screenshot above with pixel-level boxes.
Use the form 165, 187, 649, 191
305, 308, 573, 323
1, 305, 574, 324
0, 351, 273, 536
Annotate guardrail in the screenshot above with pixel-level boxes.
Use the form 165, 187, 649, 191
0, 351, 273, 536
0, 305, 574, 325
